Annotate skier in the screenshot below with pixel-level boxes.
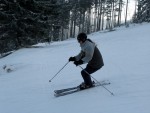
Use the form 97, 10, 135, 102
69, 32, 104, 89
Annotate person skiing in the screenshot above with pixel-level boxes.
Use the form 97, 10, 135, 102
69, 32, 104, 90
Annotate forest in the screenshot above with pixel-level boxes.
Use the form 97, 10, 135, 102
0, 0, 150, 55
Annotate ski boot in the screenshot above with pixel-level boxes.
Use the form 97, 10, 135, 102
79, 82, 94, 90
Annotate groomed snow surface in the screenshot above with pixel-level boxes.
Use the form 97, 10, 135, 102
0, 23, 150, 113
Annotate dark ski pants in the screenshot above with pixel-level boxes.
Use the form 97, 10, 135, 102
81, 66, 100, 86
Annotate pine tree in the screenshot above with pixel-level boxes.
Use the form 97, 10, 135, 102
133, 0, 150, 23
0, 0, 51, 53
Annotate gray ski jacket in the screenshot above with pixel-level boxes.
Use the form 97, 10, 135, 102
75, 39, 104, 69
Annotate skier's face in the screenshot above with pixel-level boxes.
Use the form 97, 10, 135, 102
78, 40, 83, 44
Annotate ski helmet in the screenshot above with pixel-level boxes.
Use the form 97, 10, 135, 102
77, 32, 87, 42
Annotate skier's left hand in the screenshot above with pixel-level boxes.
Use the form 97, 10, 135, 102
74, 60, 83, 66
69, 57, 76, 62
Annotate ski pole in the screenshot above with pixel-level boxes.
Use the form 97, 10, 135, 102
79, 65, 114, 96
49, 61, 69, 82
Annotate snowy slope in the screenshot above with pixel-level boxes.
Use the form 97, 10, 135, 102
0, 23, 150, 113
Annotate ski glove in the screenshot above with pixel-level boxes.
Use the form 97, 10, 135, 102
69, 57, 76, 62
74, 60, 83, 66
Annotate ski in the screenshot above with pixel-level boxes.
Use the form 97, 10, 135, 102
54, 86, 77, 94
54, 80, 110, 94
54, 81, 110, 97
54, 88, 80, 97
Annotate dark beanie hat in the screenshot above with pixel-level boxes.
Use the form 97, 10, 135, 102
77, 32, 87, 42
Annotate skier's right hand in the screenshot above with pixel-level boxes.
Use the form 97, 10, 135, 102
69, 57, 76, 62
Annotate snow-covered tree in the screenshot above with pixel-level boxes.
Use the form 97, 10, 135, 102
133, 0, 150, 23
0, 0, 51, 53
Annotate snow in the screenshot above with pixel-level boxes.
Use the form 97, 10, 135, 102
0, 23, 150, 113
